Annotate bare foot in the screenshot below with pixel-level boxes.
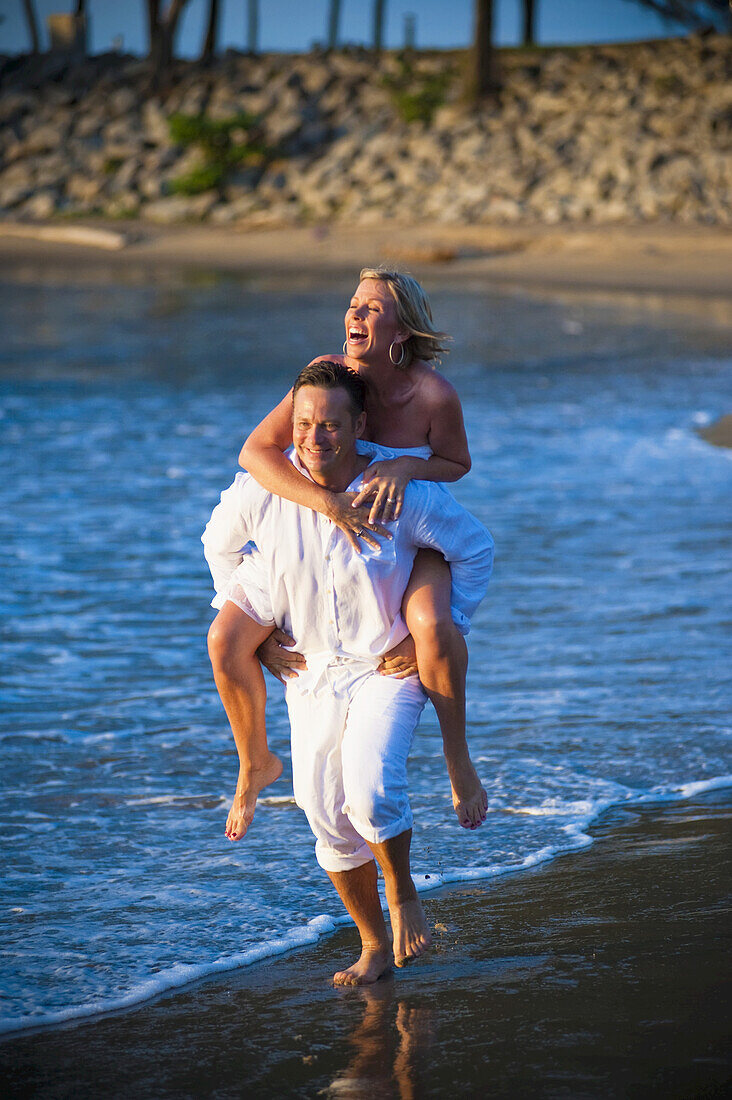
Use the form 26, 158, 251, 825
333, 945, 392, 987
225, 752, 283, 840
448, 757, 488, 830
389, 897, 432, 968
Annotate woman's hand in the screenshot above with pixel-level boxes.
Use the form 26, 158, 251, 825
350, 458, 415, 524
379, 634, 419, 679
325, 492, 392, 554
256, 629, 307, 683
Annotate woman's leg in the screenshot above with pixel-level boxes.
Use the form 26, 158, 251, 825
403, 549, 488, 830
207, 601, 283, 840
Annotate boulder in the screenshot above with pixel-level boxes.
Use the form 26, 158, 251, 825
18, 189, 58, 219
142, 192, 218, 223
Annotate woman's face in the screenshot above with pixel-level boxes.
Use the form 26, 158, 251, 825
344, 280, 407, 363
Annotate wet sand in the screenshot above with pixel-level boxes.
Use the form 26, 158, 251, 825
2, 788, 730, 1099
2, 221, 732, 308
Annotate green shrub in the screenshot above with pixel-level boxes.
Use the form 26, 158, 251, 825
168, 111, 272, 195
382, 56, 453, 125
653, 73, 685, 96
170, 163, 225, 196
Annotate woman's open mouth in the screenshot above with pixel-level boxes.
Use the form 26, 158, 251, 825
347, 327, 368, 346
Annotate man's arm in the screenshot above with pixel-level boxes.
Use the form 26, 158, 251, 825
201, 473, 257, 609
409, 484, 494, 633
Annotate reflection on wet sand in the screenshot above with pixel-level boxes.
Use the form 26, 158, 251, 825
327, 983, 434, 1099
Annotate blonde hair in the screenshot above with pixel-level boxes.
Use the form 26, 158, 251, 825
359, 266, 451, 368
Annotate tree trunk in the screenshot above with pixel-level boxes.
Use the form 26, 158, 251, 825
201, 0, 220, 63
247, 0, 259, 54
22, 0, 41, 54
522, 0, 537, 46
147, 0, 161, 64
373, 0, 386, 54
327, 0, 342, 51
469, 0, 500, 102
147, 0, 191, 77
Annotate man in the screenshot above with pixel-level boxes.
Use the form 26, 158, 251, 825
202, 361, 493, 985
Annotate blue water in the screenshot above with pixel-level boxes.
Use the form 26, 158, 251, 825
1, 275, 730, 1034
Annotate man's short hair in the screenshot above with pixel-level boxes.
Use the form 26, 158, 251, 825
292, 360, 367, 419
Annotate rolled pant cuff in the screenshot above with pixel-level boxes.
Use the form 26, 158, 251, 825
346, 810, 414, 848
315, 848, 376, 874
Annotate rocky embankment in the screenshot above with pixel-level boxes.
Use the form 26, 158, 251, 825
0, 34, 730, 228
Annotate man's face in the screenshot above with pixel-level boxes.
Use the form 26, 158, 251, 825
292, 385, 366, 486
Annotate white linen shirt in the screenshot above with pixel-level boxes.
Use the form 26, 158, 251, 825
202, 441, 494, 690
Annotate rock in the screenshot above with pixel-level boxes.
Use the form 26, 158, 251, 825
18, 190, 58, 219
142, 193, 218, 223
66, 173, 104, 203
108, 86, 138, 117
698, 414, 732, 449
18, 121, 67, 155
0, 180, 33, 209
108, 158, 139, 193
34, 153, 68, 189
141, 100, 170, 145
105, 193, 141, 218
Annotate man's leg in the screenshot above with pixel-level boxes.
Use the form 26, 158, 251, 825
207, 601, 282, 840
287, 680, 389, 984
366, 829, 431, 967
326, 860, 392, 986
341, 672, 432, 968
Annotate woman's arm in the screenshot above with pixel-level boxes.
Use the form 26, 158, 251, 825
238, 390, 387, 552
425, 378, 472, 478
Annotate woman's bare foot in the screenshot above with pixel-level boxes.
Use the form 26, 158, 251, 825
333, 945, 392, 987
225, 752, 283, 840
389, 897, 433, 968
448, 756, 488, 829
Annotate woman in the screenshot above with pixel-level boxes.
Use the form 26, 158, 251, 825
208, 267, 488, 840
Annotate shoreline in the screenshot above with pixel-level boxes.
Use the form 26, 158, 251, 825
1, 783, 730, 1099
1, 777, 730, 1043
2, 221, 732, 318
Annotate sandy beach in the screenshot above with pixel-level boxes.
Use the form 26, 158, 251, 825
2, 789, 729, 1098
2, 220, 732, 309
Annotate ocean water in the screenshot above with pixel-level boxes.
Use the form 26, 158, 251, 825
1, 275, 730, 1035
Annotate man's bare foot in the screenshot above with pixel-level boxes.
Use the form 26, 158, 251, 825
333, 945, 392, 986
225, 752, 283, 840
389, 897, 432, 968
448, 757, 488, 829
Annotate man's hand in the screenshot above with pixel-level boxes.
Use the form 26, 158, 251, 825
257, 629, 307, 683
379, 634, 419, 679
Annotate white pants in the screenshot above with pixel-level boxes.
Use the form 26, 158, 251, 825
286, 660, 427, 873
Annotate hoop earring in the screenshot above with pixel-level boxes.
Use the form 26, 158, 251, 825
389, 340, 405, 366
342, 339, 348, 355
